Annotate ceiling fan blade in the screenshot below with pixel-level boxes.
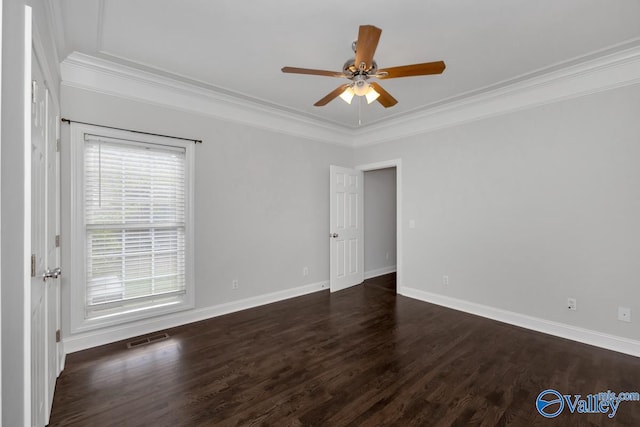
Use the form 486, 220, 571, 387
377, 61, 446, 79
354, 25, 382, 71
281, 66, 345, 78
314, 84, 351, 106
369, 82, 397, 108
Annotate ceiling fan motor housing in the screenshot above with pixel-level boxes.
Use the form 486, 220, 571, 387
343, 59, 378, 76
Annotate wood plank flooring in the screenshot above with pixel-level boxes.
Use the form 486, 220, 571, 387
49, 274, 640, 426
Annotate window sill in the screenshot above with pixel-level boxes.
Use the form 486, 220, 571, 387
70, 297, 194, 334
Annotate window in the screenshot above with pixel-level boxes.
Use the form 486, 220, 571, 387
70, 124, 194, 332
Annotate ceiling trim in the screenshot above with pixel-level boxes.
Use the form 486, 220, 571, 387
60, 43, 640, 148
60, 52, 356, 146
353, 42, 640, 146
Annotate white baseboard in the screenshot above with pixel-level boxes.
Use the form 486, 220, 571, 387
63, 281, 328, 353
364, 265, 397, 280
400, 286, 640, 358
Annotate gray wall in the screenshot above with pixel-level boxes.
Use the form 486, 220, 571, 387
363, 168, 396, 276
355, 84, 640, 341
60, 79, 640, 347
60, 85, 353, 339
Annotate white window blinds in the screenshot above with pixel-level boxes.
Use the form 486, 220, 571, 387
84, 135, 187, 317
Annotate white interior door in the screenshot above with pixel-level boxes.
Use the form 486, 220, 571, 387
329, 166, 364, 292
31, 46, 61, 426
44, 80, 60, 423
31, 50, 48, 427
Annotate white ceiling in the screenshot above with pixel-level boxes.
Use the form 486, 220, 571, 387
53, 0, 640, 129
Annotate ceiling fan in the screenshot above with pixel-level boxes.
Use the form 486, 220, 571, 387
281, 25, 446, 108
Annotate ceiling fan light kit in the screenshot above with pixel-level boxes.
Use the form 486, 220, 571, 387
281, 25, 446, 108
337, 83, 379, 105
352, 75, 369, 96
364, 87, 380, 104
339, 86, 355, 104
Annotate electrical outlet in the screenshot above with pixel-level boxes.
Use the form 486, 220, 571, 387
567, 298, 577, 311
303, 267, 309, 277
618, 307, 631, 323
232, 279, 239, 289
442, 275, 449, 286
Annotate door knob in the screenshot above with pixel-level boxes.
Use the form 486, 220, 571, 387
330, 233, 339, 238
43, 267, 61, 281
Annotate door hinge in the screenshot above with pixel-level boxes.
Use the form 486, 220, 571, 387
31, 80, 37, 104
31, 254, 36, 277
55, 235, 60, 247
56, 330, 61, 343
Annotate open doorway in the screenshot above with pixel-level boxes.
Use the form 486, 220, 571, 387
357, 159, 402, 294
363, 168, 397, 292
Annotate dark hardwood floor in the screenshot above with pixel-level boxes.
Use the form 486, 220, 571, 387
49, 273, 640, 426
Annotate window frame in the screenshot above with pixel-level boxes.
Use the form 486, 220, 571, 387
70, 123, 195, 333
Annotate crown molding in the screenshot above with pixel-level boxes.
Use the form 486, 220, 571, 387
353, 42, 640, 147
60, 52, 356, 146
60, 42, 640, 148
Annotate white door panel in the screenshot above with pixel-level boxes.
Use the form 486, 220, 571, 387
44, 83, 60, 423
31, 50, 47, 427
31, 46, 61, 426
330, 166, 363, 292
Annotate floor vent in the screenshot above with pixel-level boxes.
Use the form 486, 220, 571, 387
126, 332, 170, 349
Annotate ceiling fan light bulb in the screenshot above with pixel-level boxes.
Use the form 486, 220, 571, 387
365, 87, 380, 104
339, 87, 355, 104
352, 80, 369, 96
